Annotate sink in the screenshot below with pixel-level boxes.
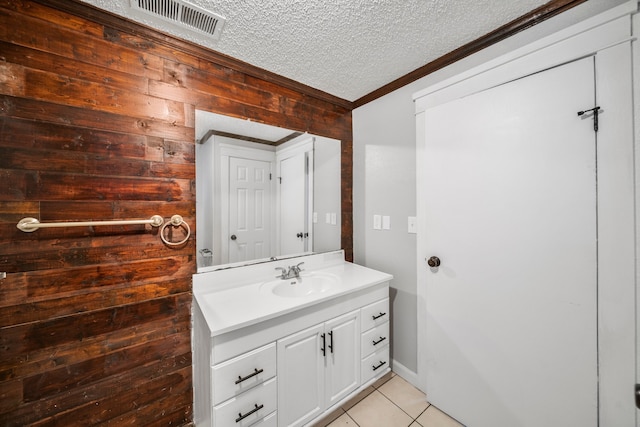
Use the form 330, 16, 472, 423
261, 272, 339, 298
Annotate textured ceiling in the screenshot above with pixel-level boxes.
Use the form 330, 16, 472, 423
80, 0, 550, 101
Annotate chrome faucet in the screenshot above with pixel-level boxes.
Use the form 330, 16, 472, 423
275, 262, 305, 280
290, 262, 304, 278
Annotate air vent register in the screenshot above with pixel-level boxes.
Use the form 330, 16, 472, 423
129, 0, 225, 40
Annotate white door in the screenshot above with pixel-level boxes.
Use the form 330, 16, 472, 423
277, 323, 325, 427
279, 152, 308, 254
325, 310, 360, 408
228, 157, 271, 263
422, 57, 598, 426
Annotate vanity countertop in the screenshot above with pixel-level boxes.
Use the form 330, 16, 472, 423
193, 251, 393, 336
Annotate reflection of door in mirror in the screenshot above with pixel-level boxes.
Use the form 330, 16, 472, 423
219, 142, 275, 265
228, 156, 272, 263
277, 138, 314, 256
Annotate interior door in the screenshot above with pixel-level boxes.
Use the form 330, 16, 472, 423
422, 57, 598, 426
279, 152, 308, 254
228, 156, 271, 263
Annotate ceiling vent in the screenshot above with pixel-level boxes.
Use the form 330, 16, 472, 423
129, 0, 225, 40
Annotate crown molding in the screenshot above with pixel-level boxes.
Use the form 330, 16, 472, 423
353, 0, 587, 108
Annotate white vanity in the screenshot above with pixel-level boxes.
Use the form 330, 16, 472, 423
192, 250, 393, 426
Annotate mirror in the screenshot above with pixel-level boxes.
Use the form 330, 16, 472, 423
195, 110, 342, 270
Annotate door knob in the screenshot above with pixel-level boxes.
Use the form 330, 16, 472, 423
230, 234, 237, 240
427, 256, 441, 267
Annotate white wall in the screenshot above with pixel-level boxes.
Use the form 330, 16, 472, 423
352, 0, 629, 381
313, 136, 342, 253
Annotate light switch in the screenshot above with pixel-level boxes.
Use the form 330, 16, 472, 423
330, 213, 337, 225
373, 215, 382, 230
382, 215, 390, 230
408, 216, 417, 234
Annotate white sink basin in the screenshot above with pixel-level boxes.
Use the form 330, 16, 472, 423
261, 272, 339, 298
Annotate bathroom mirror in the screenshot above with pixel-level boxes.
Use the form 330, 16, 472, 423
195, 110, 342, 270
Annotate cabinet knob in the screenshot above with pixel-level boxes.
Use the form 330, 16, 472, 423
230, 234, 237, 241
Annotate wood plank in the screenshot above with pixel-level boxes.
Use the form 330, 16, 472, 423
0, 7, 164, 81
149, 161, 195, 180
0, 201, 39, 222
0, 277, 191, 327
0, 310, 191, 381
164, 57, 245, 89
150, 66, 280, 113
0, 62, 25, 97
0, 0, 105, 38
22, 67, 184, 124
0, 169, 36, 201
39, 201, 117, 222
2, 350, 191, 425
0, 296, 186, 358
0, 146, 194, 179
0, 256, 192, 309
22, 332, 191, 401
0, 40, 149, 94
0, 273, 28, 309
25, 173, 193, 202
113, 200, 195, 218
98, 387, 192, 426
28, 256, 190, 299
49, 366, 192, 426
0, 96, 194, 141
0, 117, 164, 162
1, 232, 194, 272
162, 139, 195, 164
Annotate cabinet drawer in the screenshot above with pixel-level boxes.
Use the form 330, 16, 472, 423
361, 347, 390, 384
361, 322, 389, 358
361, 298, 389, 331
212, 343, 276, 404
252, 411, 277, 427
213, 377, 277, 427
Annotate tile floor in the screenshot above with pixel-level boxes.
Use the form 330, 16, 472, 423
312, 372, 464, 427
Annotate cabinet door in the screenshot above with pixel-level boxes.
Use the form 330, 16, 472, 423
277, 323, 325, 427
325, 310, 360, 408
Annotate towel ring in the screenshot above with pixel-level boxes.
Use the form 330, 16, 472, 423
160, 215, 190, 246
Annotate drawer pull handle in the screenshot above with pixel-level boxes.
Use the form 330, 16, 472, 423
235, 368, 264, 385
372, 336, 387, 346
236, 403, 264, 423
321, 333, 326, 356
328, 331, 334, 353
372, 312, 387, 320
372, 360, 387, 371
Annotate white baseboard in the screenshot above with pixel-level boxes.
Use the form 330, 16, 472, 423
391, 358, 420, 390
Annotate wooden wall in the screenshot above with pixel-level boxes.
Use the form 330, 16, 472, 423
0, 0, 353, 425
